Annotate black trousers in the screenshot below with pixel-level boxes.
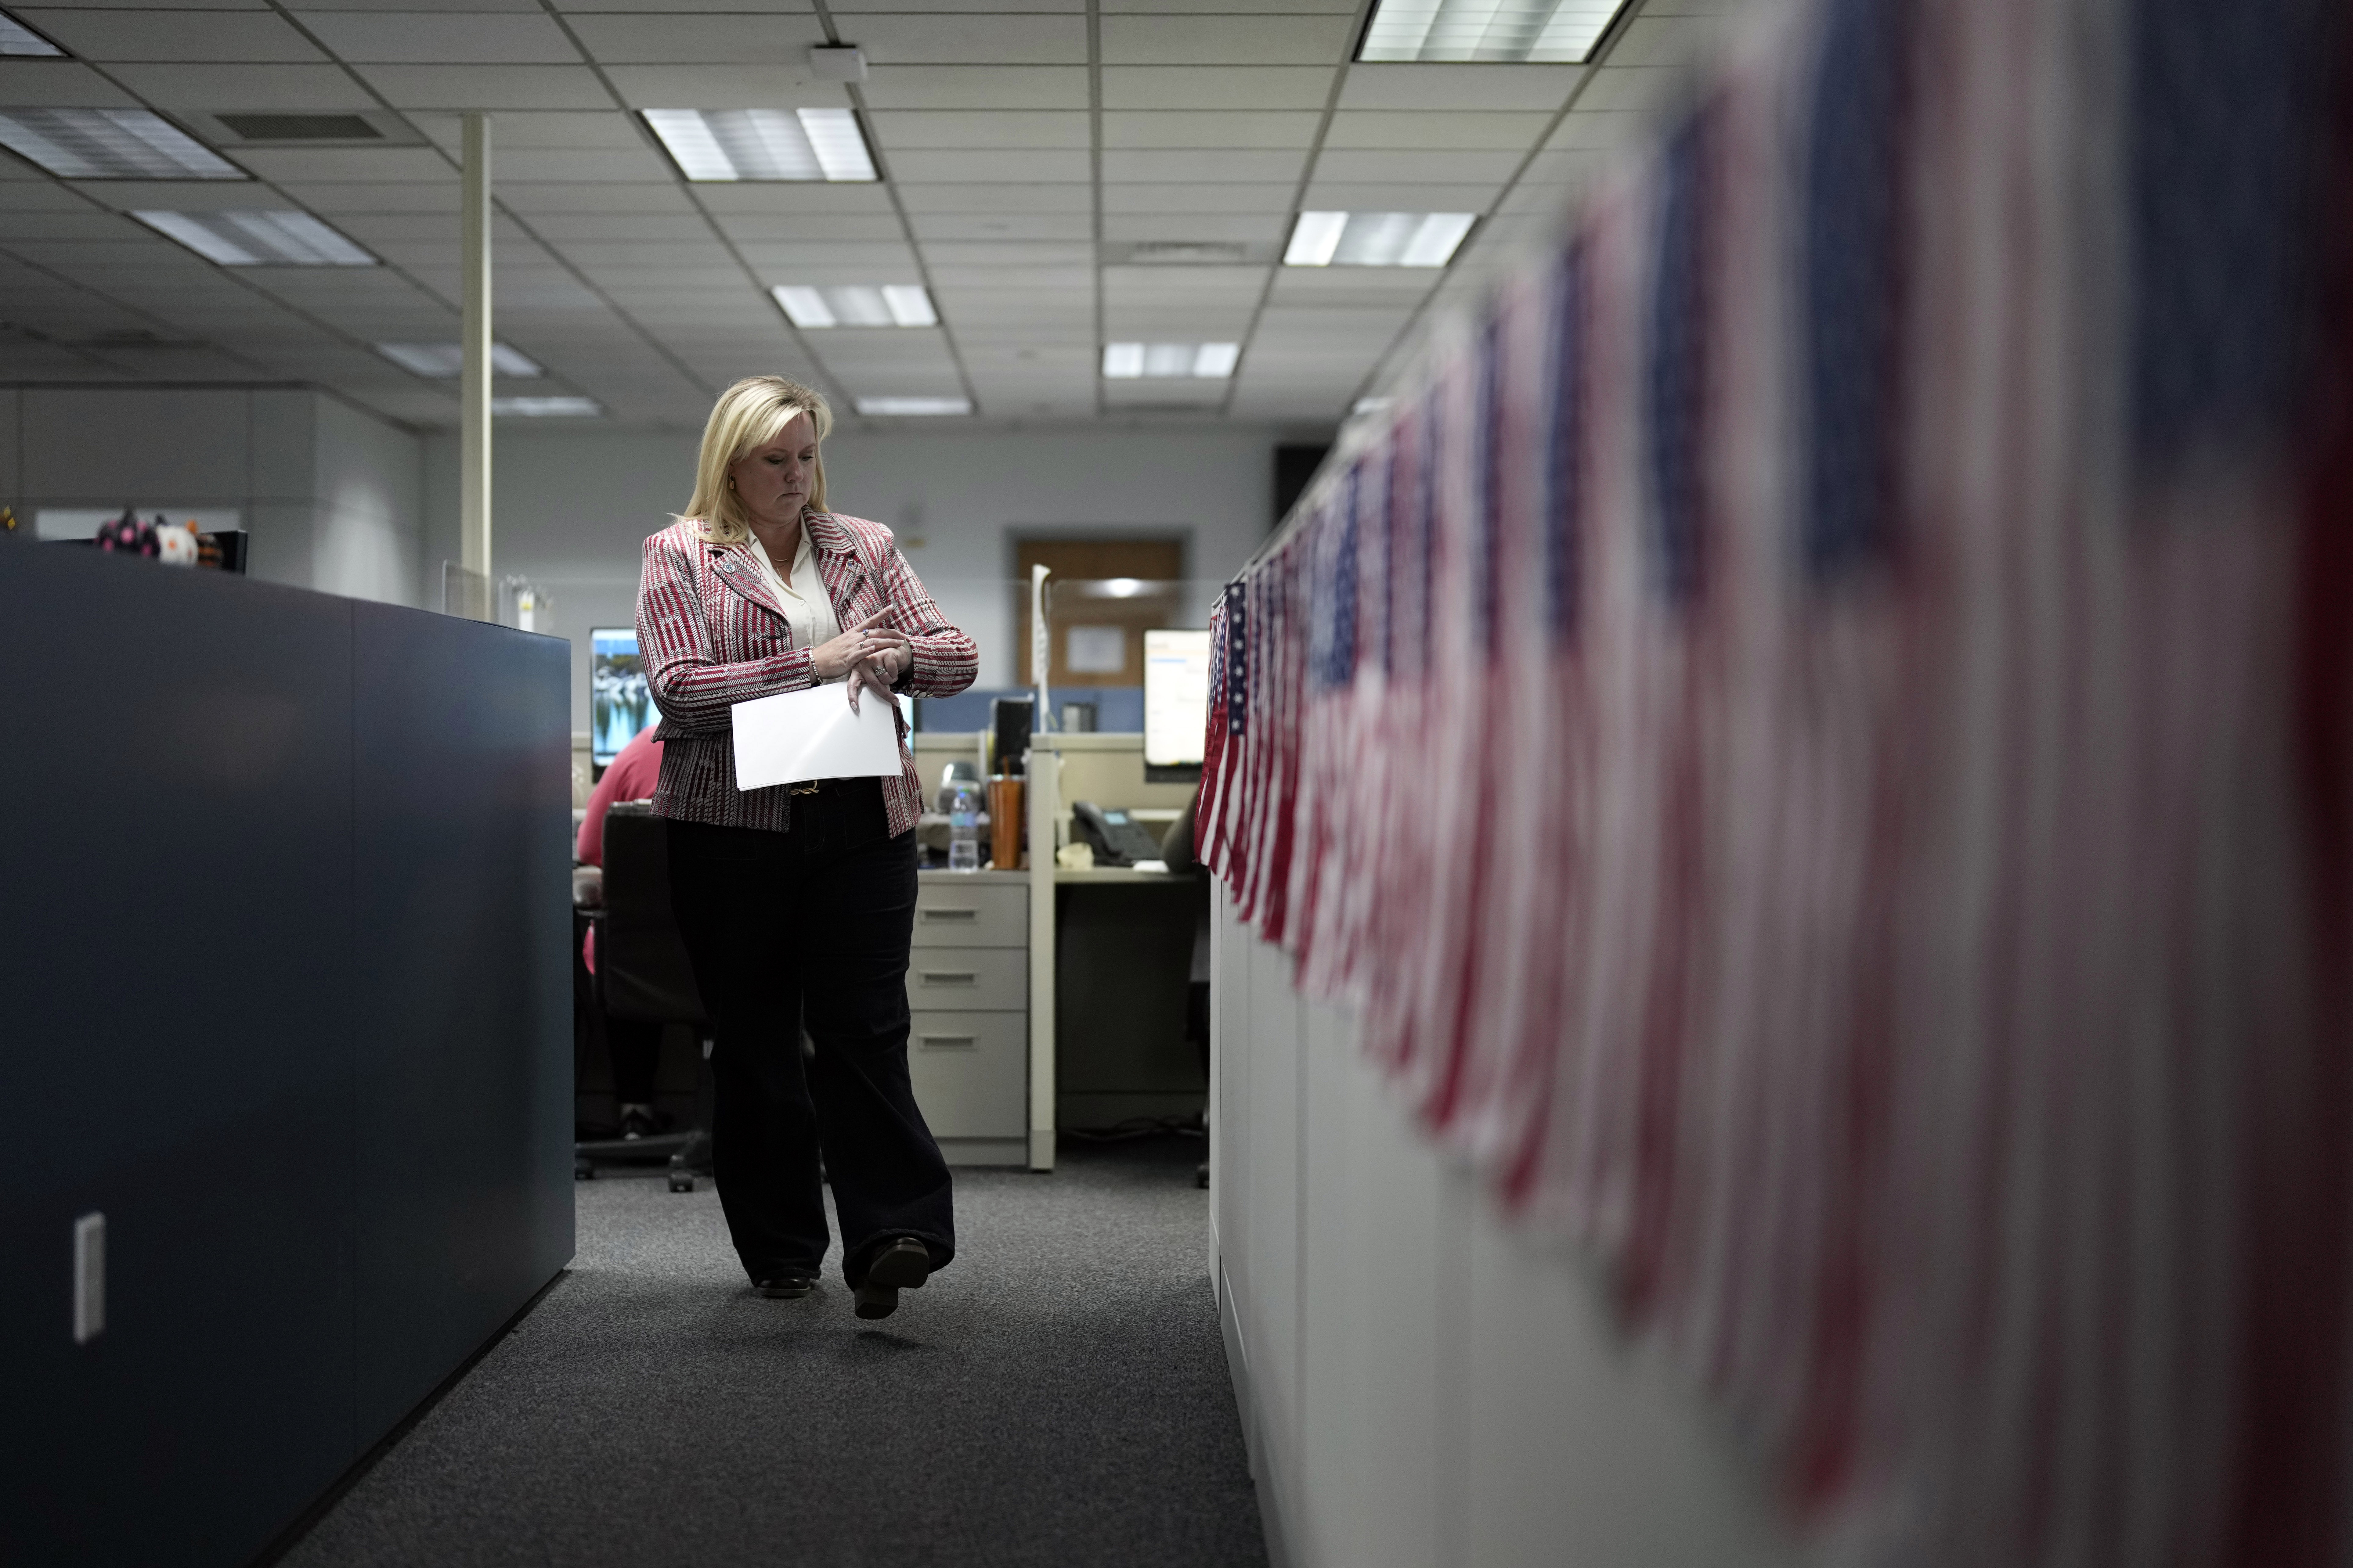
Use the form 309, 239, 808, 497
666, 783, 954, 1287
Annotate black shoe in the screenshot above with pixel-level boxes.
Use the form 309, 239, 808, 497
853, 1238, 932, 1320
755, 1274, 816, 1299
619, 1104, 659, 1140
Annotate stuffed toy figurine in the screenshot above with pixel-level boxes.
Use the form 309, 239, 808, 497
154, 517, 199, 566
93, 509, 156, 556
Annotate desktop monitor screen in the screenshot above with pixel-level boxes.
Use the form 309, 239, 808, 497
590, 628, 654, 767
1143, 629, 1212, 775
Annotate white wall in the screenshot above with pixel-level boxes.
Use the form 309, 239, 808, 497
2, 386, 422, 607
424, 423, 1301, 734
1211, 893, 1811, 1568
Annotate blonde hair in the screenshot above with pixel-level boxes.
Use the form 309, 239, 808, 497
681, 376, 833, 545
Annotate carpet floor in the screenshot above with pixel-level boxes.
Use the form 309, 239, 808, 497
276, 1136, 1266, 1568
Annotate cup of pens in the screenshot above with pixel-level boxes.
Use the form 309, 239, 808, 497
987, 776, 1024, 870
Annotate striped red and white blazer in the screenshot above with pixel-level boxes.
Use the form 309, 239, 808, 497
634, 511, 978, 835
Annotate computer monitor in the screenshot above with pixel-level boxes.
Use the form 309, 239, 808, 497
1143, 629, 1212, 782
590, 628, 654, 768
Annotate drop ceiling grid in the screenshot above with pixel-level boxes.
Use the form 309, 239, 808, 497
0, 0, 1749, 427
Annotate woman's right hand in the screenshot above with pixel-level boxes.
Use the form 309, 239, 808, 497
809, 609, 899, 682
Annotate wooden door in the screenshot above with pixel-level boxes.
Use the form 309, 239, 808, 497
1013, 538, 1186, 688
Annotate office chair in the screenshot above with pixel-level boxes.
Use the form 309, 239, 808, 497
578, 802, 715, 1192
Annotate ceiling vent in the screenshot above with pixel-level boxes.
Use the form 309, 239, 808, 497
215, 114, 382, 142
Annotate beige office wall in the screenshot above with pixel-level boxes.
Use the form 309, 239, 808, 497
2, 386, 423, 607
426, 423, 1317, 735
1211, 890, 1810, 1568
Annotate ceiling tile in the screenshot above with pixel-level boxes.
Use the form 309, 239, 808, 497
1571, 64, 1686, 113
0, 60, 140, 107
1100, 0, 1354, 10
231, 147, 455, 182
357, 64, 618, 109
917, 240, 1093, 269
1099, 110, 1320, 149
832, 0, 1079, 10
867, 111, 1090, 150
857, 65, 1088, 109
553, 0, 813, 10
1102, 212, 1287, 243
1297, 180, 1502, 211
1102, 148, 1306, 183
567, 12, 825, 63
882, 149, 1089, 184
1609, 14, 1735, 68
495, 181, 697, 213
1309, 148, 1524, 185
1546, 110, 1643, 150
710, 212, 907, 240
1337, 64, 1585, 112
1265, 268, 1439, 304
293, 10, 582, 62
63, 178, 282, 213
907, 211, 1092, 242
103, 62, 377, 110
688, 182, 896, 213
895, 182, 1091, 214
16, 9, 325, 60
1101, 66, 1334, 110
599, 63, 848, 108
1100, 183, 1297, 214
735, 240, 921, 273
482, 149, 675, 182
412, 111, 648, 150
847, 14, 1086, 65
926, 264, 1091, 289
278, 182, 463, 213
1099, 13, 1351, 65
1321, 110, 1557, 149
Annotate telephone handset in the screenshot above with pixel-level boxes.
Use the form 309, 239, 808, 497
1071, 801, 1163, 867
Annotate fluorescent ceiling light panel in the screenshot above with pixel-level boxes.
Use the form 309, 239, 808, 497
1103, 343, 1240, 380
0, 109, 241, 180
493, 397, 600, 417
1284, 211, 1475, 268
0, 10, 65, 55
643, 109, 875, 182
1284, 210, 1347, 267
856, 397, 972, 416
1357, 0, 1632, 63
376, 342, 543, 378
771, 284, 936, 329
134, 209, 373, 266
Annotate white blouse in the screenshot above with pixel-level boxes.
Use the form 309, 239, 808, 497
746, 522, 841, 674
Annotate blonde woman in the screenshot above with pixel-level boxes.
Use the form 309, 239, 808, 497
636, 376, 977, 1319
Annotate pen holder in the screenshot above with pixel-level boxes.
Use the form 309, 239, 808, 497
987, 777, 1024, 870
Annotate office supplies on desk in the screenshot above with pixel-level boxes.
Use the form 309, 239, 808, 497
731, 683, 900, 790
1072, 800, 1163, 867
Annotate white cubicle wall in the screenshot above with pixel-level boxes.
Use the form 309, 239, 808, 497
1209, 887, 1813, 1568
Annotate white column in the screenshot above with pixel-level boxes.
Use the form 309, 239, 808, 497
1027, 738, 1059, 1171
460, 112, 492, 586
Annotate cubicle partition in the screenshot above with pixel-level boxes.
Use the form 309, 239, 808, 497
0, 543, 574, 1566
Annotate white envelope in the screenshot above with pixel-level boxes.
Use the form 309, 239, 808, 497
731, 683, 902, 790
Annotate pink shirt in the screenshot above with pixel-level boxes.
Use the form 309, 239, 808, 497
578, 727, 663, 976
577, 727, 665, 867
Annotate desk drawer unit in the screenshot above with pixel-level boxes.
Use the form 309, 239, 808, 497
905, 947, 1025, 1012
905, 1011, 1027, 1138
911, 882, 1027, 948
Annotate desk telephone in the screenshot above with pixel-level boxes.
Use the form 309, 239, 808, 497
1071, 801, 1163, 867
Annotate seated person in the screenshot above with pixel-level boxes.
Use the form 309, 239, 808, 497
578, 725, 666, 1138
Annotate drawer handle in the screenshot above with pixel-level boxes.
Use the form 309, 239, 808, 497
918, 1034, 977, 1049
921, 908, 979, 922
918, 970, 977, 985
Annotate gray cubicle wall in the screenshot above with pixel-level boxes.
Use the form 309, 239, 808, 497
0, 541, 574, 1565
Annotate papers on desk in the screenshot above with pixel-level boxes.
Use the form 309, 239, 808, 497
731, 683, 900, 791
1129, 858, 1169, 874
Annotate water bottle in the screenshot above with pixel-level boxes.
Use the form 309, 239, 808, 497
946, 778, 982, 872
